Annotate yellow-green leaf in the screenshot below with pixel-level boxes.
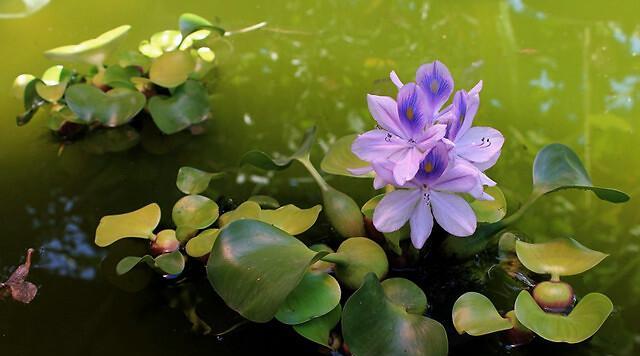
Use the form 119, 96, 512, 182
515, 238, 608, 277
95, 203, 161, 247
452, 292, 512, 336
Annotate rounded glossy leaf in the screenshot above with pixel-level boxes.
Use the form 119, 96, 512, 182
12, 74, 36, 100
248, 195, 280, 209
322, 186, 366, 238
185, 229, 220, 258
118, 50, 151, 70
207, 220, 328, 322
148, 80, 210, 134
452, 292, 512, 336
35, 65, 71, 102
179, 29, 213, 50
259, 204, 322, 235
172, 195, 219, 229
150, 30, 182, 52
196, 47, 215, 62
179, 13, 224, 37
103, 65, 140, 89
293, 304, 341, 348
275, 271, 341, 325
533, 143, 629, 203
470, 186, 507, 223
515, 290, 613, 343
149, 50, 194, 88
516, 238, 608, 277
138, 40, 164, 58
95, 203, 161, 247
381, 278, 428, 314
218, 201, 262, 227
65, 84, 146, 127
342, 274, 448, 356
155, 250, 186, 275
116, 255, 154, 275
44, 25, 131, 66
321, 134, 373, 178
332, 237, 388, 290
176, 166, 224, 194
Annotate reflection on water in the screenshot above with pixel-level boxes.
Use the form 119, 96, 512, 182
0, 0, 639, 355
0, 0, 49, 19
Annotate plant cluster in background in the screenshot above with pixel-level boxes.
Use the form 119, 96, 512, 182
90, 62, 630, 355
11, 13, 234, 150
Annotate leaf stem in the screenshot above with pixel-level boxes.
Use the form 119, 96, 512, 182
297, 156, 330, 192
225, 21, 268, 36
500, 190, 542, 227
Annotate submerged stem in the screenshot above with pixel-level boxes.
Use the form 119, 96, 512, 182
500, 190, 542, 227
225, 21, 268, 36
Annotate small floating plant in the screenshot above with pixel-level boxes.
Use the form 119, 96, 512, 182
11, 13, 263, 150
89, 61, 630, 355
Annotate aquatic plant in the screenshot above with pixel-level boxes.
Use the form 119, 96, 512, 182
90, 61, 631, 355
12, 13, 261, 148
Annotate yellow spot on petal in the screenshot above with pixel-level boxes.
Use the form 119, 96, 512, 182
425, 162, 433, 173
406, 107, 414, 120
430, 79, 439, 93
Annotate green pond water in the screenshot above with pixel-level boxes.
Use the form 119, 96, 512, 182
1, 0, 639, 355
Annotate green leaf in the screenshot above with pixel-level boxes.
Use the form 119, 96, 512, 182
470, 186, 507, 223
148, 80, 211, 134
103, 65, 140, 89
44, 25, 131, 66
321, 186, 366, 238
275, 271, 341, 325
65, 84, 146, 127
185, 229, 219, 258
17, 79, 46, 126
514, 290, 613, 343
320, 134, 373, 178
172, 195, 219, 229
155, 250, 186, 275
12, 74, 36, 100
330, 237, 388, 290
179, 13, 224, 37
342, 274, 448, 356
515, 238, 608, 277
240, 127, 317, 170
81, 126, 141, 154
118, 50, 151, 70
116, 255, 155, 275
381, 278, 428, 314
533, 143, 629, 203
149, 50, 195, 88
248, 195, 280, 209
151, 30, 182, 52
95, 203, 161, 247
36, 65, 71, 102
452, 292, 512, 336
207, 220, 328, 323
219, 201, 321, 236
176, 166, 224, 195
293, 304, 341, 348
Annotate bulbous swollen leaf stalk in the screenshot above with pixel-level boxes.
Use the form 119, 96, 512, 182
532, 280, 576, 314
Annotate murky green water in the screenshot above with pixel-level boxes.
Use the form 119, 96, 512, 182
1, 0, 639, 354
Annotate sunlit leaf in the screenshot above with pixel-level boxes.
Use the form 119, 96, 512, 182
259, 204, 322, 235
185, 229, 220, 258
218, 201, 261, 226
172, 194, 219, 229
154, 250, 186, 275
515, 238, 608, 277
196, 47, 215, 62
207, 220, 328, 322
35, 65, 72, 102
293, 304, 341, 348
381, 278, 428, 314
240, 127, 316, 170
514, 290, 613, 343
150, 30, 182, 52
44, 25, 131, 66
342, 273, 448, 356
320, 134, 373, 178
12, 74, 36, 100
149, 50, 195, 88
452, 292, 512, 336
179, 13, 224, 37
533, 143, 629, 203
95, 203, 161, 247
148, 80, 210, 134
65, 84, 146, 127
470, 186, 507, 223
176, 166, 224, 195
275, 271, 341, 325
330, 237, 388, 290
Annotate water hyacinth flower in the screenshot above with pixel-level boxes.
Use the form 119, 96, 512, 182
351, 83, 447, 185
372, 144, 478, 248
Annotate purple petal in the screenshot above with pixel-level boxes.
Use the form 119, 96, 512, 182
352, 129, 410, 162
367, 94, 407, 137
409, 198, 433, 248
396, 83, 429, 136
474, 150, 501, 171
415, 123, 447, 151
456, 126, 504, 163
414, 143, 450, 185
416, 60, 454, 114
390, 71, 403, 89
373, 189, 421, 233
347, 165, 373, 176
456, 81, 483, 138
430, 191, 477, 236
431, 160, 478, 193
392, 147, 425, 186
371, 161, 396, 189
